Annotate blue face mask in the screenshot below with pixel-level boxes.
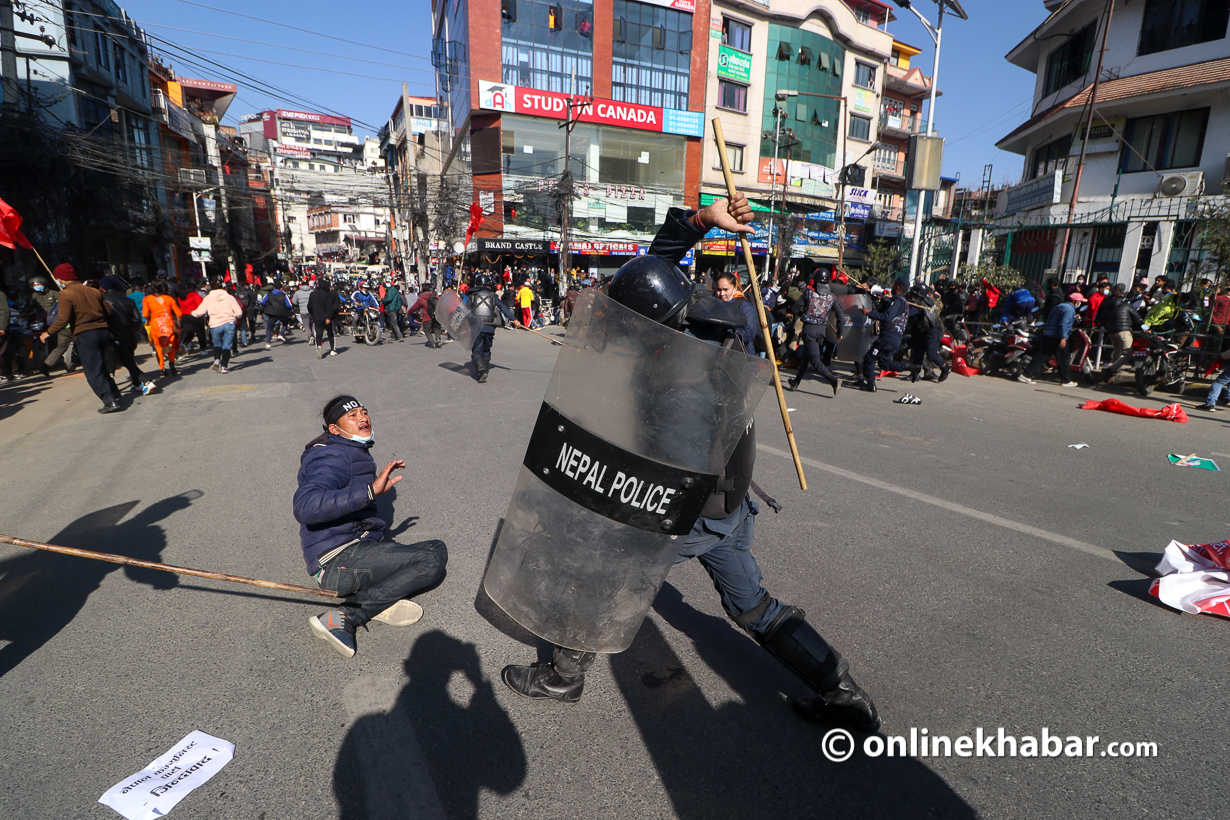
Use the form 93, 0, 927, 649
33, 285, 45, 292
341, 431, 373, 444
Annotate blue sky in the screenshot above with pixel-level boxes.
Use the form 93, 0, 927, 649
121, 0, 1048, 188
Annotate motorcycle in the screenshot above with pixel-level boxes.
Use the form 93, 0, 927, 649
1007, 326, 1094, 381
1132, 310, 1197, 396
968, 319, 1035, 377
352, 306, 383, 346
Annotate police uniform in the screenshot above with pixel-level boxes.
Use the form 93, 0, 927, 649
788, 276, 844, 396
469, 276, 518, 383
498, 207, 880, 733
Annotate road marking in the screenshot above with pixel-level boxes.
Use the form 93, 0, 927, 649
342, 675, 447, 820
758, 444, 1118, 562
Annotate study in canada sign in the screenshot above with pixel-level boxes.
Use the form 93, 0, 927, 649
478, 81, 704, 137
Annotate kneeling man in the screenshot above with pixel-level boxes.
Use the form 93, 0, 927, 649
293, 394, 448, 657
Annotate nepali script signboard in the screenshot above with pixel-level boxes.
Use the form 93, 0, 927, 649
1002, 171, 1062, 216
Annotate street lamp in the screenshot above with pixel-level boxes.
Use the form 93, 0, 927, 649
760, 91, 795, 283
839, 140, 881, 271
895, 0, 968, 283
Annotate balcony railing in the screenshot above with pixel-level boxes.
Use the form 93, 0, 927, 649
873, 155, 906, 178
878, 112, 927, 135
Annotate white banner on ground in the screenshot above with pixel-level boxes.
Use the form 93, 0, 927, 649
99, 731, 235, 820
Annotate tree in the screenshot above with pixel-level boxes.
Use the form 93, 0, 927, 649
862, 239, 904, 285
1193, 199, 1230, 288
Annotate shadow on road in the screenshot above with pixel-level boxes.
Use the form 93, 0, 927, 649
0, 377, 55, 422
334, 631, 525, 820
0, 490, 203, 678
607, 583, 977, 819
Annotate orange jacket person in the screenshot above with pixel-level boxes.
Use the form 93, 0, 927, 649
142, 281, 182, 376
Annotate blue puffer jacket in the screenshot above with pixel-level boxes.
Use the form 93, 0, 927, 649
293, 433, 387, 574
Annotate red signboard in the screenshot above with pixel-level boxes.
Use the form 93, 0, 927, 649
481, 81, 663, 134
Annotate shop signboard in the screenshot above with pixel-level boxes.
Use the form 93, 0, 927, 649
550, 240, 639, 255
479, 81, 703, 138
477, 238, 548, 253
717, 46, 753, 83
1002, 171, 1061, 216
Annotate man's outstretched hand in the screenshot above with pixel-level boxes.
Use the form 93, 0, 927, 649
372, 459, 405, 496
697, 192, 754, 234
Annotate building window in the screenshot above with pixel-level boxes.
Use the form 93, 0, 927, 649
797, 46, 813, 66
853, 7, 871, 25
1138, 0, 1230, 56
722, 17, 752, 52
1031, 135, 1072, 179
715, 143, 744, 173
853, 62, 876, 89
1044, 21, 1095, 96
95, 29, 109, 69
610, 0, 692, 110
776, 42, 792, 60
114, 46, 127, 84
1120, 108, 1209, 172
717, 80, 748, 113
848, 114, 871, 142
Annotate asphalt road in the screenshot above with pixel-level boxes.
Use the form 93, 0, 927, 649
0, 324, 1226, 820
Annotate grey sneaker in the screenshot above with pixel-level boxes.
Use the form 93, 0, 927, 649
1061, 381, 1078, 388
1017, 375, 1033, 384
309, 609, 357, 658
211, 360, 221, 372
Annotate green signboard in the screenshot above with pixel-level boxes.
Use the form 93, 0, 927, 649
717, 46, 753, 83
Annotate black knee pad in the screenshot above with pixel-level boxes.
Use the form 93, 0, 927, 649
758, 606, 847, 694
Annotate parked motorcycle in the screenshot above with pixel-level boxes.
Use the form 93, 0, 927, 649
1132, 310, 1197, 396
968, 319, 1035, 377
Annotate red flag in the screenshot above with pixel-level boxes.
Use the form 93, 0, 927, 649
0, 197, 33, 250
464, 201, 485, 246
1081, 398, 1188, 423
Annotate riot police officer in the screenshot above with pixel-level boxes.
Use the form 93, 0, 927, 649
787, 270, 844, 396
859, 280, 919, 391
495, 196, 880, 734
469, 272, 521, 383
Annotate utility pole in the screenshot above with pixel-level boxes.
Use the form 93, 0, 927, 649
763, 104, 786, 283
556, 73, 590, 287
0, 1, 19, 111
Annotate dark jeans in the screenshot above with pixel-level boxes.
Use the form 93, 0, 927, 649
1024, 334, 1071, 381
472, 328, 494, 358
317, 538, 448, 626
550, 496, 778, 674
795, 323, 836, 385
265, 317, 286, 342
313, 318, 335, 350
862, 333, 911, 387
74, 328, 121, 405
180, 314, 210, 351
106, 334, 145, 386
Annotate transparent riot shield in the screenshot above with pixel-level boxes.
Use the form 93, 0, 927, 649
835, 293, 875, 362
433, 290, 482, 351
483, 290, 774, 653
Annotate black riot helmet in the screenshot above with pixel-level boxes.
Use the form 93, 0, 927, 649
814, 268, 832, 285
473, 272, 496, 291
607, 255, 695, 325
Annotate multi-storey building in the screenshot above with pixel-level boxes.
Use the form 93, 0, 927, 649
870, 39, 931, 240
698, 0, 896, 271
432, 0, 711, 276
306, 203, 390, 263
996, 0, 1230, 286
382, 91, 446, 283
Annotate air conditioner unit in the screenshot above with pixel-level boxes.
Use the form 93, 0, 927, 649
1156, 170, 1203, 198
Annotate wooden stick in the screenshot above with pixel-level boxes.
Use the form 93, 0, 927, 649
30, 246, 65, 287
0, 534, 339, 598
517, 325, 562, 345
712, 118, 807, 491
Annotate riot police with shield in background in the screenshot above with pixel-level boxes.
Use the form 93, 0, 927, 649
468, 272, 522, 383
489, 194, 880, 734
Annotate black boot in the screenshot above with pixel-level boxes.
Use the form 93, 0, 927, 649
910, 365, 922, 383
830, 376, 841, 396
478, 355, 491, 384
938, 364, 951, 382
501, 646, 594, 703
755, 605, 880, 733
792, 670, 881, 733
471, 354, 484, 382
786, 377, 800, 391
